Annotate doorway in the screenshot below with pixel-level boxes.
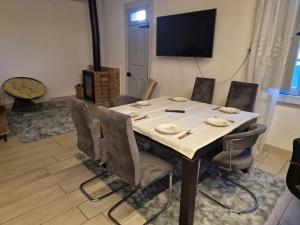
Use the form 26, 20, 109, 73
125, 1, 151, 97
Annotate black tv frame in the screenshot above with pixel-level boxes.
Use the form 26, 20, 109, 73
156, 9, 217, 58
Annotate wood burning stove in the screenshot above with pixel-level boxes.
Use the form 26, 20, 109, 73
83, 70, 95, 101
82, 0, 120, 105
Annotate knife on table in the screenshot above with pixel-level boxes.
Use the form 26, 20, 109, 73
165, 109, 185, 113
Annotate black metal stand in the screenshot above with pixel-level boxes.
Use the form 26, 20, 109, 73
108, 173, 173, 225
198, 170, 259, 214
0, 135, 7, 142
80, 170, 128, 202
12, 98, 37, 112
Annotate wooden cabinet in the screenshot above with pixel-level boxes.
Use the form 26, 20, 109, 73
0, 93, 9, 142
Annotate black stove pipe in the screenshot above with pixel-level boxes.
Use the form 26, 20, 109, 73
88, 0, 101, 71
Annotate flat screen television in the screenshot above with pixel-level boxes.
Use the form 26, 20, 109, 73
156, 9, 216, 58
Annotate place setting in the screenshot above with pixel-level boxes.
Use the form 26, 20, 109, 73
204, 117, 233, 127
152, 114, 235, 142
121, 110, 150, 121
172, 117, 234, 141
172, 117, 235, 141
168, 96, 189, 102
155, 123, 182, 135
213, 106, 241, 114
154, 123, 194, 141
130, 100, 151, 108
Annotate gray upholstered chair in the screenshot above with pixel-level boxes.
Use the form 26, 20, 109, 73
191, 77, 215, 104
69, 97, 125, 202
96, 106, 173, 225
225, 81, 258, 112
287, 138, 300, 199
199, 123, 267, 214
110, 78, 158, 107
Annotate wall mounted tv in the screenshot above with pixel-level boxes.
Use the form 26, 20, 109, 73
156, 9, 216, 58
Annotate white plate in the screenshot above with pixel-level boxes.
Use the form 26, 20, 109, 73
170, 97, 188, 102
155, 123, 182, 135
135, 101, 151, 106
219, 107, 240, 114
122, 110, 141, 118
205, 118, 231, 127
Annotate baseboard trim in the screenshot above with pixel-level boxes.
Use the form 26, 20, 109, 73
264, 144, 292, 157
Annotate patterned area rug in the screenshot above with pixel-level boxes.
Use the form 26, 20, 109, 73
8, 100, 75, 142
79, 145, 285, 225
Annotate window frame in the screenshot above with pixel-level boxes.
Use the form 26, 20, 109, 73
130, 9, 147, 22
127, 6, 149, 26
281, 9, 300, 96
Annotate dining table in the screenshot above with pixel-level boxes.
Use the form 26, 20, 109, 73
111, 96, 259, 225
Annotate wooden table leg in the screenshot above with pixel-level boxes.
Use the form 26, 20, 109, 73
179, 157, 201, 225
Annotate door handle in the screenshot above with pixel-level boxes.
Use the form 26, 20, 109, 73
127, 72, 132, 77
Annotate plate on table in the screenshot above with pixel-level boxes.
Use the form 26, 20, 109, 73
155, 123, 182, 135
219, 107, 240, 114
135, 101, 151, 106
122, 110, 141, 118
170, 97, 188, 102
205, 118, 231, 127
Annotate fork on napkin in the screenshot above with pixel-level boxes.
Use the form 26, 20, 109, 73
177, 130, 192, 139
134, 115, 149, 121
130, 104, 141, 108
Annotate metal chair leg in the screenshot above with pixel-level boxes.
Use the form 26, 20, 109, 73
80, 170, 128, 202
108, 173, 173, 225
198, 171, 258, 214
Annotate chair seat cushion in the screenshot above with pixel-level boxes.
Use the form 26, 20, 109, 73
140, 151, 174, 188
211, 148, 254, 170
3, 78, 46, 99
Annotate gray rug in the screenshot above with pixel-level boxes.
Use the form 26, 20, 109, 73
8, 100, 75, 143
80, 145, 285, 225
141, 168, 285, 225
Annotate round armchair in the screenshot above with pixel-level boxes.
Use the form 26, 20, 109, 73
2, 77, 47, 111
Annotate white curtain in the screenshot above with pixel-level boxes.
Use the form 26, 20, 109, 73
247, 0, 299, 152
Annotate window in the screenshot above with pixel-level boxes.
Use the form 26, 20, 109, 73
130, 10, 146, 22
281, 13, 300, 96
290, 40, 300, 90
282, 35, 300, 95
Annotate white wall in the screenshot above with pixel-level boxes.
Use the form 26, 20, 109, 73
100, 0, 129, 94
266, 103, 300, 151
100, 0, 300, 152
0, 0, 93, 102
100, 0, 257, 105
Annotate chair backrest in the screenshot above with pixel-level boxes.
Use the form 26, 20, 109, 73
191, 77, 215, 104
223, 123, 267, 152
142, 79, 158, 100
96, 106, 141, 188
225, 81, 258, 112
287, 138, 300, 199
68, 97, 101, 161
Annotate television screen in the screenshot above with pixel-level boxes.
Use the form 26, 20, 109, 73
156, 9, 216, 58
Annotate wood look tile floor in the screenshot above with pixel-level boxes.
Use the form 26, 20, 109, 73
0, 132, 290, 225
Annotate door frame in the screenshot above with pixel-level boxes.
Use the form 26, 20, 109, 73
124, 0, 153, 95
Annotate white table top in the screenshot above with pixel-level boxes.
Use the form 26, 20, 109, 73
111, 96, 259, 159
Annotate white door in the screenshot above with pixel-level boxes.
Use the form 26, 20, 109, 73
127, 7, 149, 97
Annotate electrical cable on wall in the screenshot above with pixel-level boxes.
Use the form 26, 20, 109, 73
195, 57, 204, 77
194, 47, 252, 83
